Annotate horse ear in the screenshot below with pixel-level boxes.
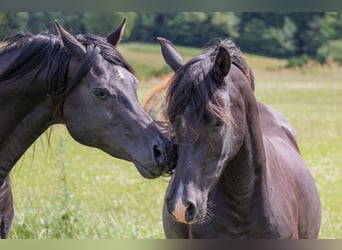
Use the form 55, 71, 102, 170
157, 37, 184, 72
214, 46, 231, 82
106, 18, 126, 47
54, 20, 86, 59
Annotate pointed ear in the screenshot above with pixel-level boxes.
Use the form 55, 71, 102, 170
106, 18, 126, 47
214, 46, 231, 82
157, 37, 184, 72
55, 20, 86, 59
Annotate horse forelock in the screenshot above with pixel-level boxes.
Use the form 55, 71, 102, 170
75, 33, 135, 75
166, 40, 254, 144
166, 50, 232, 144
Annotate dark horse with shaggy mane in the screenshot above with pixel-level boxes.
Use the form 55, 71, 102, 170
0, 20, 176, 238
155, 37, 321, 238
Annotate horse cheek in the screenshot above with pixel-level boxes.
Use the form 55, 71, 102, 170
63, 94, 97, 146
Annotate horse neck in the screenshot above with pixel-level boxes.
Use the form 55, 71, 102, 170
0, 74, 56, 186
0, 46, 22, 71
219, 95, 266, 216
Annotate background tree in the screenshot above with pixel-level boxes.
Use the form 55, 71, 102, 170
1, 12, 342, 65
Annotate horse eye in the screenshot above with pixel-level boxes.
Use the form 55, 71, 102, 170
92, 88, 109, 99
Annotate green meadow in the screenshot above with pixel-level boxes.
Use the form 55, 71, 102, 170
8, 43, 341, 239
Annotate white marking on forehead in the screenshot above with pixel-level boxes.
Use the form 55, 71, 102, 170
118, 69, 124, 80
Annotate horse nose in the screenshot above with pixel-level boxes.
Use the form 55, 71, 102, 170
169, 194, 197, 224
185, 201, 196, 223
152, 143, 164, 169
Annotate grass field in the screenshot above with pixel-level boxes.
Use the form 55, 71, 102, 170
7, 42, 342, 239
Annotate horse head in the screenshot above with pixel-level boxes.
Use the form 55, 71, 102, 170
55, 22, 177, 178
159, 38, 250, 224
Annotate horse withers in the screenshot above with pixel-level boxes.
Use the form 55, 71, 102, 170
0, 20, 176, 238
157, 38, 321, 239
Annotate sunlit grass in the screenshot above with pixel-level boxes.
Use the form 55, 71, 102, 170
10, 128, 170, 239
7, 42, 342, 239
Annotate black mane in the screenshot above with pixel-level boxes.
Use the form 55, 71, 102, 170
0, 32, 134, 98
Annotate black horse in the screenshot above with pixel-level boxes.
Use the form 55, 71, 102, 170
0, 20, 176, 238
157, 37, 321, 238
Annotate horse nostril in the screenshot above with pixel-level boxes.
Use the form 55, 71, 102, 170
185, 202, 196, 223
153, 144, 163, 167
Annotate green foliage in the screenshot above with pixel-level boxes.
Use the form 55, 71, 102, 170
0, 12, 136, 40
165, 12, 209, 46
210, 12, 240, 39
81, 12, 137, 38
317, 39, 342, 63
130, 12, 240, 47
237, 14, 297, 58
286, 54, 310, 68
1, 12, 342, 68
0, 13, 9, 38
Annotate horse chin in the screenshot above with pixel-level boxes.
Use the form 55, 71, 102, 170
102, 148, 161, 179
99, 144, 132, 162
133, 161, 161, 179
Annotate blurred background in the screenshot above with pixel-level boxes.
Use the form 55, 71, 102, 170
1, 12, 342, 66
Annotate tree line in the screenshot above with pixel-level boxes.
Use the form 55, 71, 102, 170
1, 12, 342, 65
